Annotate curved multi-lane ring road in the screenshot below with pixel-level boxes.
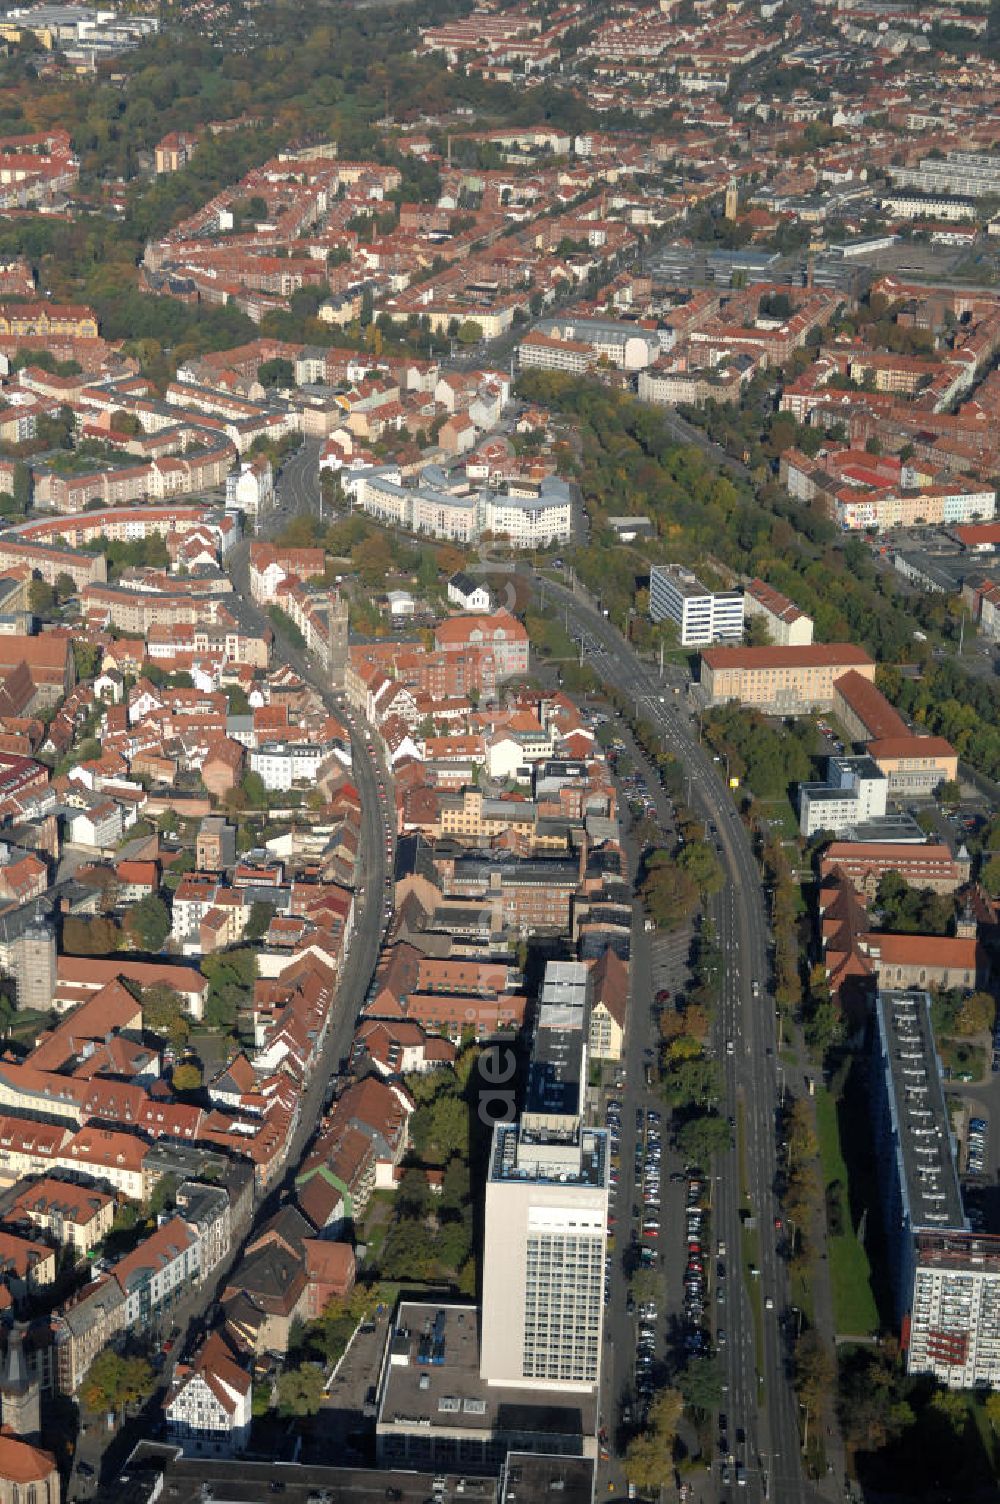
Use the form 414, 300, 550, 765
529, 570, 826, 1504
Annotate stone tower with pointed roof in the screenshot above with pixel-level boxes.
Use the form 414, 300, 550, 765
327, 588, 348, 691
0, 1327, 39, 1444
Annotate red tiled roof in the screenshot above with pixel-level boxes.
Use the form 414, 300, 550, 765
702, 643, 873, 670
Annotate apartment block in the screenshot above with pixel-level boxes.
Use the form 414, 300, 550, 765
908, 1231, 1000, 1389
869, 989, 964, 1331
866, 990, 1000, 1389
889, 150, 1000, 200
743, 578, 814, 646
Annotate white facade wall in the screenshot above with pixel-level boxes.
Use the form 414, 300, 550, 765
649, 565, 744, 646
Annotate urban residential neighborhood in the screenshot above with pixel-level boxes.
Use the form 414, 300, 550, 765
0, 1, 998, 1503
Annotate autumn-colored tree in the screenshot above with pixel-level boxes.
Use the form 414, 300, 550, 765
682, 1004, 711, 1041
62, 915, 121, 956
985, 1391, 1000, 1431
624, 1388, 684, 1490
171, 1061, 202, 1093
956, 991, 996, 1037
794, 1330, 834, 1415
81, 1350, 153, 1415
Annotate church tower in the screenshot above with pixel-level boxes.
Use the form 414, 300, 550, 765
327, 588, 349, 691
724, 178, 739, 222
0, 1326, 40, 1444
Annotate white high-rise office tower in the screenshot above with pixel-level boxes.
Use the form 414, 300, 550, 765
480, 962, 609, 1393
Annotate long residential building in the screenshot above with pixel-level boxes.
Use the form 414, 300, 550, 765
870, 988, 965, 1331
868, 988, 1000, 1391
343, 467, 572, 547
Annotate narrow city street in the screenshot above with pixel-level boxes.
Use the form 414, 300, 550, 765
73, 450, 392, 1495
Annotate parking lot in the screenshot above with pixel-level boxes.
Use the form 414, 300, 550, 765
594, 714, 731, 1498
947, 1074, 1000, 1234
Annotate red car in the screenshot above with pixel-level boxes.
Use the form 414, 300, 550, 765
656, 989, 671, 1003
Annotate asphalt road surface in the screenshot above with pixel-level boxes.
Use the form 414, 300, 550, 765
259, 439, 820, 1501
530, 571, 823, 1504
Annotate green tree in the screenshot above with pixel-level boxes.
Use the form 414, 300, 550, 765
677, 839, 725, 896
80, 1350, 154, 1414
985, 1391, 1000, 1431
425, 1094, 469, 1163
435, 1217, 472, 1272
72, 640, 101, 681
794, 1330, 834, 1415
804, 999, 842, 1057
12, 462, 30, 511
663, 1055, 723, 1110
676, 1112, 732, 1165
381, 1216, 436, 1280
440, 1156, 471, 1215
147, 1171, 178, 1219
201, 948, 256, 1033
981, 852, 1000, 899
275, 1364, 325, 1418
241, 770, 266, 807
679, 1356, 722, 1416
126, 893, 170, 952
258, 357, 295, 387
929, 1387, 968, 1435
245, 901, 275, 943
28, 578, 56, 617
456, 319, 483, 346
837, 1345, 913, 1451
641, 855, 699, 930
938, 779, 961, 806
267, 605, 306, 649
141, 983, 190, 1047
624, 1388, 683, 1490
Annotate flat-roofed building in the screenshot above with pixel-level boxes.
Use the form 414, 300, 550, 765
869, 989, 965, 1331
700, 644, 875, 712
375, 1301, 596, 1473
649, 565, 744, 647
798, 755, 888, 838
480, 960, 608, 1394
101, 1449, 504, 1504
866, 988, 1000, 1389
908, 1230, 1000, 1389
